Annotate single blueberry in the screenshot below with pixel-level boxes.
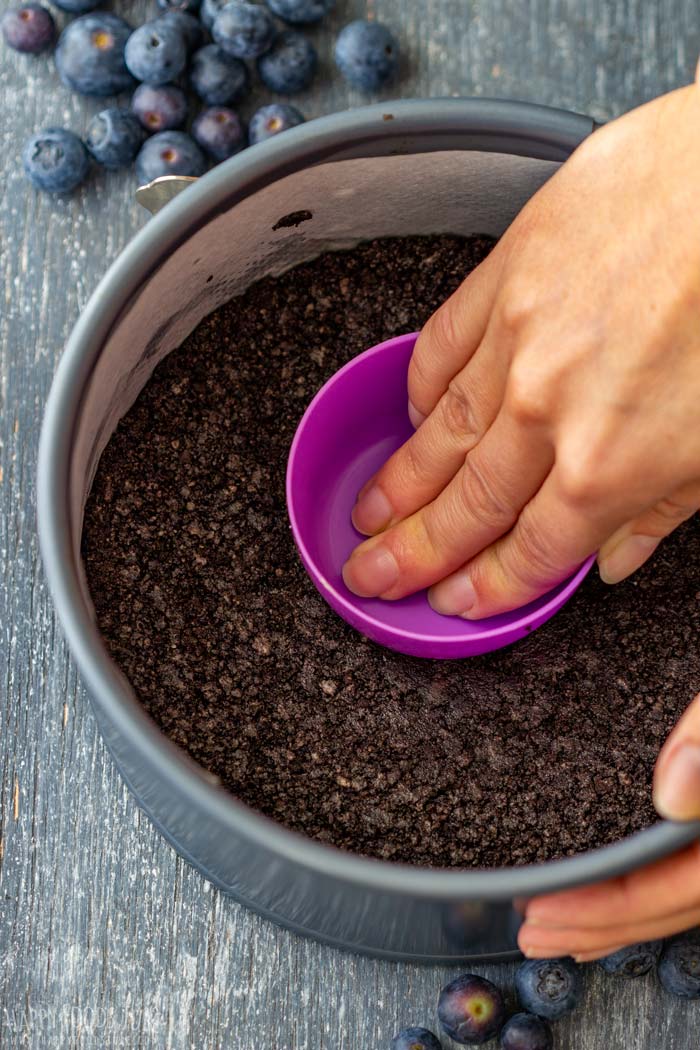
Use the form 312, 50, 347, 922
658, 931, 700, 999
265, 0, 333, 25
190, 43, 250, 104
599, 941, 663, 978
55, 13, 135, 97
135, 130, 207, 183
500, 1013, 553, 1050
155, 0, 200, 13
132, 83, 188, 132
192, 106, 246, 161
199, 0, 228, 31
23, 127, 90, 193
437, 974, 506, 1045
257, 29, 316, 94
248, 102, 304, 143
515, 958, 582, 1021
125, 20, 187, 85
334, 19, 399, 91
155, 11, 204, 53
391, 1026, 442, 1050
2, 3, 55, 53
86, 107, 143, 169
213, 1, 275, 59
49, 0, 101, 11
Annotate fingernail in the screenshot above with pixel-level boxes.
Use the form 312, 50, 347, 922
342, 545, 399, 598
598, 534, 659, 584
653, 742, 700, 820
352, 485, 393, 535
428, 572, 476, 616
408, 400, 426, 429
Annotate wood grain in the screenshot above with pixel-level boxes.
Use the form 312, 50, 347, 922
1, 1, 699, 1046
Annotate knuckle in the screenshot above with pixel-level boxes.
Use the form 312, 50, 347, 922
505, 362, 551, 424
556, 446, 609, 507
652, 495, 696, 525
441, 378, 479, 439
459, 453, 510, 528
510, 511, 565, 583
497, 280, 538, 336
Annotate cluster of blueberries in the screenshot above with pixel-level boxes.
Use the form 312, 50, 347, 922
2, 0, 400, 193
392, 933, 700, 1049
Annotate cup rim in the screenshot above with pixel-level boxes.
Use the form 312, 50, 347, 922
37, 97, 700, 901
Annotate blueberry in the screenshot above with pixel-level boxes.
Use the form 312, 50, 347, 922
516, 958, 582, 1021
599, 941, 663, 979
190, 43, 250, 104
391, 1027, 442, 1050
3, 2, 55, 53
125, 20, 187, 85
257, 30, 316, 94
192, 106, 245, 161
132, 83, 188, 132
334, 19, 399, 91
22, 127, 90, 194
248, 102, 304, 144
213, 1, 275, 59
155, 0, 200, 13
500, 1013, 553, 1050
86, 107, 143, 169
265, 0, 333, 25
658, 931, 700, 999
155, 11, 204, 53
135, 130, 207, 183
49, 0, 100, 11
437, 974, 506, 1046
56, 13, 135, 97
199, 0, 228, 31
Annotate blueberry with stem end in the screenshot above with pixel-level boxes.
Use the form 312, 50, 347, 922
213, 1, 276, 59
56, 13, 135, 96
500, 1013, 553, 1050
599, 941, 663, 978
135, 130, 207, 183
437, 974, 506, 1045
125, 20, 187, 85
391, 1028, 442, 1050
2, 4, 55, 54
86, 107, 144, 169
257, 29, 317, 94
192, 106, 246, 161
334, 19, 399, 91
190, 43, 250, 105
132, 83, 188, 132
248, 103, 304, 144
23, 127, 90, 193
516, 958, 583, 1021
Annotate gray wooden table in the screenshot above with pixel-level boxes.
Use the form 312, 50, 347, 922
1, 1, 698, 1047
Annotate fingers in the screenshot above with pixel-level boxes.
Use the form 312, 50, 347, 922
342, 411, 552, 600
519, 905, 700, 961
520, 838, 700, 931
598, 482, 700, 584
654, 692, 700, 820
428, 467, 616, 618
352, 340, 510, 536
407, 251, 503, 423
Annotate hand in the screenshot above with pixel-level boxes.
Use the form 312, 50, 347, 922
517, 693, 700, 961
342, 86, 700, 617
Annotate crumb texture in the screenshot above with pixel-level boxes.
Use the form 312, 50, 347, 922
83, 235, 700, 868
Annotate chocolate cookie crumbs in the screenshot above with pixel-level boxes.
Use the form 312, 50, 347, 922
82, 235, 700, 868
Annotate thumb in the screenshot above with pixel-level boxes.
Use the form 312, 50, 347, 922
653, 693, 700, 820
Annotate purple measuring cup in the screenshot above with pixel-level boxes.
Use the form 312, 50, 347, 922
286, 332, 595, 658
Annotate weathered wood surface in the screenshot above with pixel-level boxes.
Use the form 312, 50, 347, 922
1, 1, 699, 1046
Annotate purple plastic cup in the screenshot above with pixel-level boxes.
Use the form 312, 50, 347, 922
286, 332, 595, 658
